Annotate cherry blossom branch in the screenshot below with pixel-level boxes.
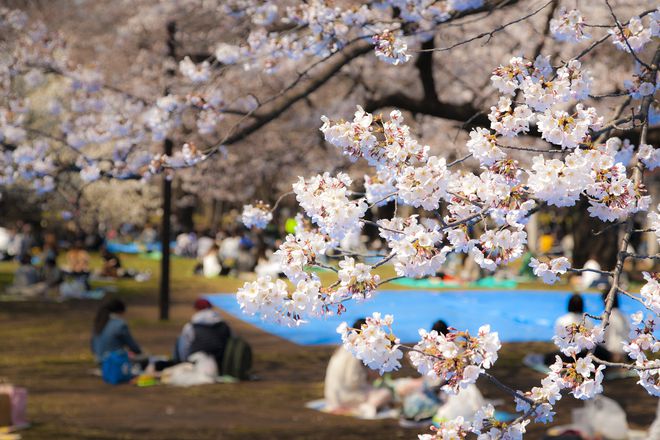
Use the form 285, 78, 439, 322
480, 371, 536, 406
447, 153, 473, 167
623, 253, 660, 261
377, 276, 404, 286
498, 144, 567, 154
312, 262, 339, 273
396, 345, 535, 405
368, 192, 398, 209
601, 46, 660, 330
441, 206, 491, 231
615, 288, 647, 308
329, 249, 389, 259
414, 0, 555, 53
592, 356, 658, 371
271, 191, 295, 212
604, 0, 652, 70
567, 267, 613, 276
362, 219, 404, 235
374, 253, 397, 269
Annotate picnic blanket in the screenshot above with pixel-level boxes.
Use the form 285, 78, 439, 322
389, 276, 517, 289
304, 399, 399, 420
105, 241, 176, 255
390, 278, 461, 289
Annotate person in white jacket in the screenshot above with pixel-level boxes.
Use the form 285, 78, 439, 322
324, 318, 391, 417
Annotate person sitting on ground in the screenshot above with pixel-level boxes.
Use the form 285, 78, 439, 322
324, 318, 392, 417
40, 257, 63, 291
91, 298, 142, 362
65, 241, 91, 288
397, 320, 486, 424
571, 253, 608, 290
235, 235, 257, 275
201, 244, 222, 278
219, 229, 240, 275
555, 293, 590, 335
174, 298, 231, 372
100, 246, 122, 278
544, 293, 591, 365
7, 253, 48, 297
196, 232, 215, 260
594, 288, 630, 363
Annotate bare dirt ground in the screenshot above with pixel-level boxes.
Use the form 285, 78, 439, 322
1, 268, 657, 439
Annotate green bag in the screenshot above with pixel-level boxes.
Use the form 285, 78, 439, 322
221, 337, 252, 380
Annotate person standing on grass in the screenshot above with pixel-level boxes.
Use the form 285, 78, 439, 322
91, 298, 142, 362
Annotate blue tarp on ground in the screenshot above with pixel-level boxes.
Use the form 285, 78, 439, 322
105, 241, 176, 254
206, 290, 648, 346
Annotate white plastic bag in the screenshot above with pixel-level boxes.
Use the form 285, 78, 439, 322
435, 384, 485, 421
161, 352, 218, 387
583, 395, 629, 440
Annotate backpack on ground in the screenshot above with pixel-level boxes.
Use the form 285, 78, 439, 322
221, 337, 252, 380
101, 350, 133, 385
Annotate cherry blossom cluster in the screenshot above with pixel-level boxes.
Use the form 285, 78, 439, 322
397, 156, 449, 209
420, 403, 531, 439
608, 14, 657, 53
527, 141, 650, 221
650, 205, 660, 245
292, 172, 368, 240
528, 257, 571, 284
553, 322, 604, 356
546, 354, 606, 400
237, 274, 352, 326
466, 128, 506, 166
241, 202, 273, 229
337, 257, 380, 301
490, 56, 591, 106
473, 404, 530, 439
209, 0, 489, 73
377, 215, 450, 278
409, 325, 501, 394
469, 228, 527, 271
149, 143, 206, 174
640, 272, 660, 315
364, 168, 397, 206
320, 107, 429, 169
373, 30, 411, 65
338, 312, 403, 374
489, 55, 597, 150
236, 217, 382, 325
638, 143, 660, 170
179, 56, 211, 83
0, 7, 245, 188
624, 63, 659, 99
549, 8, 590, 43
623, 312, 660, 396
273, 227, 332, 283
536, 105, 601, 149
584, 151, 650, 222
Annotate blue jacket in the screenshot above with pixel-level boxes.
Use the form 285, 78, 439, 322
91, 317, 142, 360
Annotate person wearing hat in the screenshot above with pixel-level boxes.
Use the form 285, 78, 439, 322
173, 298, 231, 372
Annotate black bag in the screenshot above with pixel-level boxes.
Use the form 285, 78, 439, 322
221, 337, 252, 380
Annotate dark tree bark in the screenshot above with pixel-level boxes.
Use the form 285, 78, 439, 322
570, 200, 620, 271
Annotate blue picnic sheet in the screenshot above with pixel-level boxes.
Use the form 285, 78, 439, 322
206, 289, 648, 346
